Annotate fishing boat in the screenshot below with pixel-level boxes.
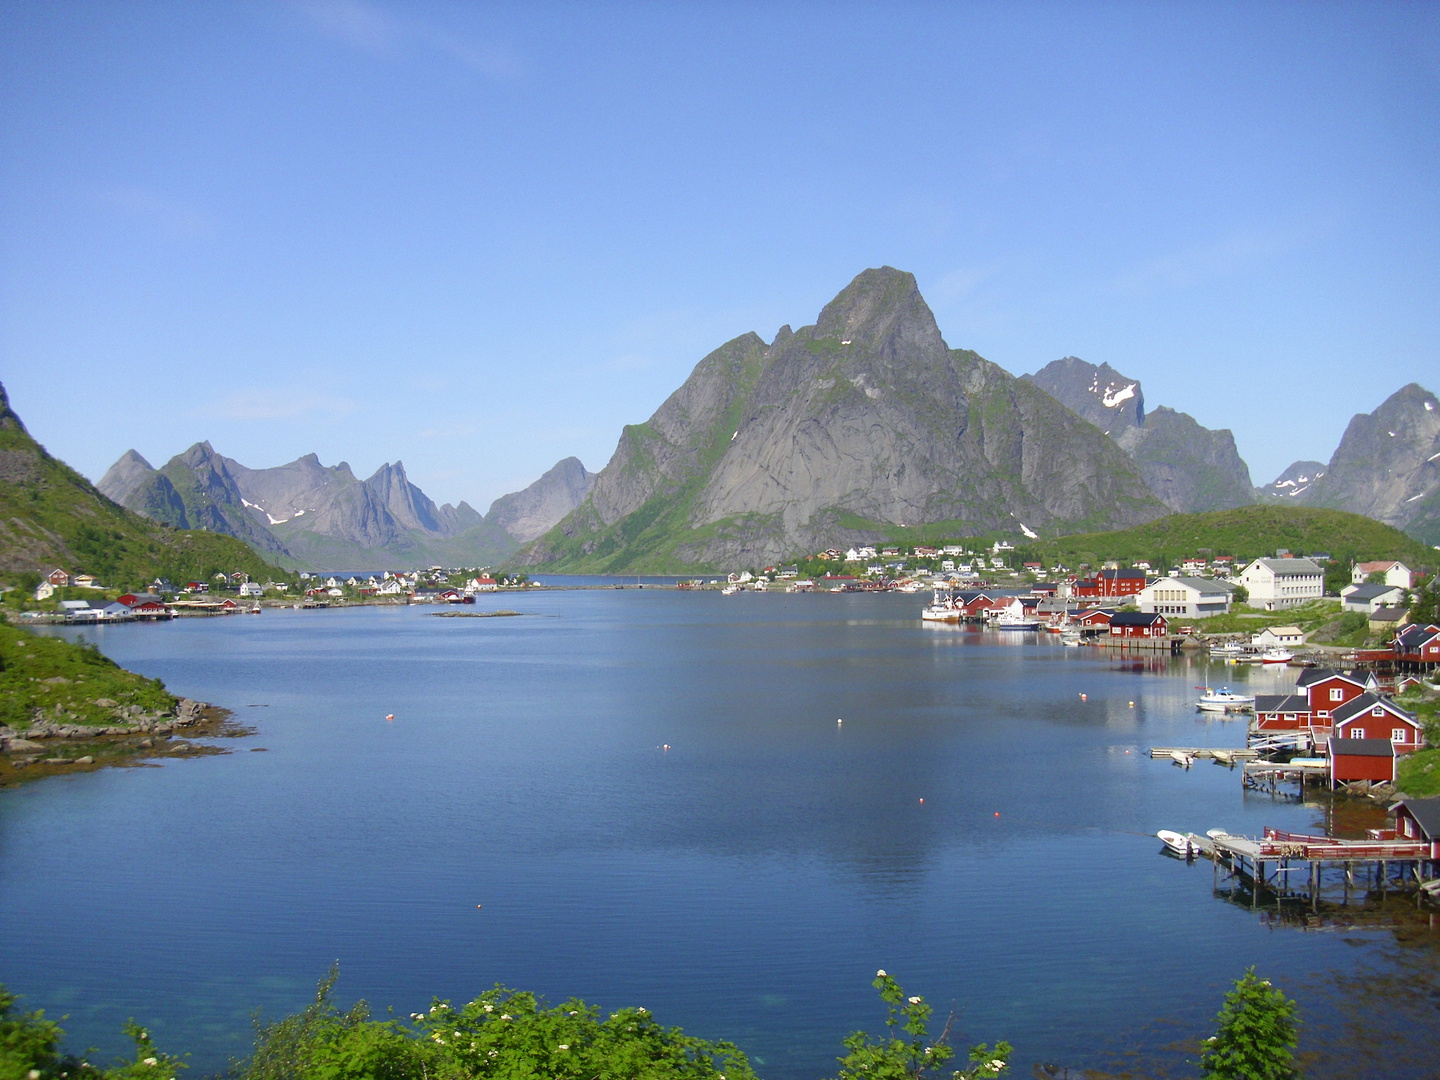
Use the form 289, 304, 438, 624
721, 584, 741, 596
991, 598, 1040, 630
1260, 647, 1293, 665
1210, 641, 1246, 657
921, 584, 963, 622
1195, 686, 1254, 712
1157, 829, 1193, 857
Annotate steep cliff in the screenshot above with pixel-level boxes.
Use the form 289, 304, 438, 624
485, 457, 596, 542
1257, 460, 1327, 501
1024, 358, 1255, 514
1301, 383, 1440, 545
521, 268, 1167, 572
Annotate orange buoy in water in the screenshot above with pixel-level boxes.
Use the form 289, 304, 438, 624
994, 812, 1000, 817
385, 714, 394, 721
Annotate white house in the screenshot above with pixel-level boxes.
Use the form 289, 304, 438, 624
34, 581, 54, 601
239, 582, 264, 597
1236, 557, 1324, 610
1340, 582, 1407, 614
1137, 576, 1234, 618
1352, 561, 1413, 589
1252, 625, 1307, 648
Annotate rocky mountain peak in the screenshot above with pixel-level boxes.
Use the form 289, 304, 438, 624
1260, 460, 1327, 500
813, 266, 946, 365
1024, 357, 1145, 434
0, 381, 29, 434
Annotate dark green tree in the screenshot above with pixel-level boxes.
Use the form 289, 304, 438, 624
1199, 969, 1299, 1080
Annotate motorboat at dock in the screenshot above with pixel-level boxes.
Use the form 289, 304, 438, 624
1194, 686, 1255, 712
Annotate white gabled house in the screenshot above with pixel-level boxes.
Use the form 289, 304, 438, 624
1137, 576, 1234, 618
1352, 561, 1413, 589
1236, 557, 1324, 610
1251, 625, 1306, 648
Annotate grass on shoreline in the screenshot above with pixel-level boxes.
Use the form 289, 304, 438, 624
0, 622, 176, 731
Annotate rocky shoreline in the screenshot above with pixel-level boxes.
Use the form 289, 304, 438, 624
0, 698, 249, 785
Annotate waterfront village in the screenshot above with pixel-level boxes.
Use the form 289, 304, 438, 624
12, 544, 1440, 790
7, 541, 1440, 912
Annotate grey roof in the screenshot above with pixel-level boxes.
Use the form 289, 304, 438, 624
1250, 558, 1323, 575
1344, 583, 1405, 601
1152, 576, 1235, 594
1398, 797, 1440, 840
1110, 611, 1165, 626
1256, 694, 1308, 713
1368, 608, 1409, 623
1328, 738, 1395, 758
1331, 693, 1417, 726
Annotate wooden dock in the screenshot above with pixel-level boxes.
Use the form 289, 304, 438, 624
1196, 828, 1436, 911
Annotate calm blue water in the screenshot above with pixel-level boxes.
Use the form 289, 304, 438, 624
2, 593, 1434, 1077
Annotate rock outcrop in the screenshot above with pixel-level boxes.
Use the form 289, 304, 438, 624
484, 457, 596, 542
1300, 383, 1440, 546
1258, 460, 1327, 501
520, 268, 1168, 571
1024, 357, 1255, 514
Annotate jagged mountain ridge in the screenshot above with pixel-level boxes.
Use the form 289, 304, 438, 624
1298, 383, 1440, 546
99, 444, 514, 569
0, 382, 283, 584
520, 267, 1169, 572
1023, 358, 1255, 514
98, 443, 598, 569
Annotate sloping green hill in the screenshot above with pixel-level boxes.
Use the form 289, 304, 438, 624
0, 383, 289, 590
1018, 505, 1435, 573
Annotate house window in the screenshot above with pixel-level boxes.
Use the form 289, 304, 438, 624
1391, 728, 1407, 743
1330, 688, 1343, 701
1349, 728, 1366, 739
1372, 706, 1385, 717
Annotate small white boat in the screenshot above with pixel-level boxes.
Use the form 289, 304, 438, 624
1205, 828, 1234, 841
1211, 641, 1246, 657
1211, 750, 1234, 766
1169, 750, 1194, 768
992, 599, 1040, 630
1260, 648, 1293, 665
1195, 686, 1254, 712
721, 584, 741, 596
1157, 829, 1193, 857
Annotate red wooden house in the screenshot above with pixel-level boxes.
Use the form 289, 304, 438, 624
1394, 623, 1440, 667
1393, 798, 1440, 860
1293, 669, 1373, 728
1253, 694, 1311, 732
1070, 608, 1115, 628
46, 568, 70, 587
1328, 737, 1396, 786
1331, 693, 1424, 752
1108, 612, 1167, 638
1075, 568, 1147, 598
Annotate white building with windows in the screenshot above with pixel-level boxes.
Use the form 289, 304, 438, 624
1137, 576, 1234, 618
1236, 557, 1324, 610
1352, 561, 1413, 589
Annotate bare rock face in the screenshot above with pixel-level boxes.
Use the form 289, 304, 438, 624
1302, 383, 1440, 544
1258, 460, 1327, 501
485, 457, 596, 542
1024, 358, 1255, 514
522, 267, 1167, 571
97, 449, 161, 507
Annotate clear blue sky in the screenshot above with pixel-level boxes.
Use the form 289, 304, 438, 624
2, 1, 1437, 509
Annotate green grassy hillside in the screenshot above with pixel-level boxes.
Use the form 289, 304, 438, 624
0, 384, 291, 591
0, 622, 177, 730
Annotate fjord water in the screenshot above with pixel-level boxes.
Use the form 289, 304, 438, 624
2, 594, 1433, 1076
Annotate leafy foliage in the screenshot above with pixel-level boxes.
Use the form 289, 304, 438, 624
834, 971, 1010, 1080
0, 987, 185, 1080
239, 966, 756, 1080
1198, 969, 1298, 1080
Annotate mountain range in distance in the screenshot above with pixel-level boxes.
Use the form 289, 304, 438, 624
97, 444, 595, 571
92, 266, 1440, 571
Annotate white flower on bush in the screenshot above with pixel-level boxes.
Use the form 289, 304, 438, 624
557, 1044, 570, 1051
875, 969, 887, 977
482, 1004, 494, 1013
143, 1058, 158, 1067
908, 996, 921, 1004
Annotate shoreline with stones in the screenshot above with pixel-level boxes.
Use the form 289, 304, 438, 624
0, 698, 251, 787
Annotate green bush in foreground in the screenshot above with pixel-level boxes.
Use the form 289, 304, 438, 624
2, 970, 1014, 1080
1199, 968, 1298, 1080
